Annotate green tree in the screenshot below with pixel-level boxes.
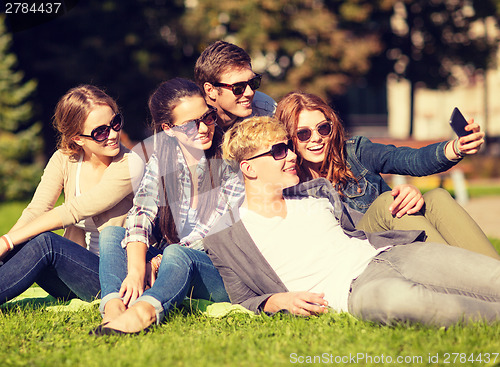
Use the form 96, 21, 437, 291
183, 0, 499, 134
0, 16, 43, 201
11, 0, 193, 149
367, 0, 500, 134
182, 0, 386, 100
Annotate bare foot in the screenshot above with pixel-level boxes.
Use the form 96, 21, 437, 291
104, 301, 156, 333
102, 298, 127, 324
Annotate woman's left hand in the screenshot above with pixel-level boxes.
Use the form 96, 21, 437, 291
119, 271, 145, 306
389, 184, 424, 218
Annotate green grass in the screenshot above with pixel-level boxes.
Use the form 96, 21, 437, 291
424, 185, 500, 200
2, 196, 500, 366
0, 200, 29, 234
467, 185, 500, 198
491, 238, 500, 255
1, 302, 500, 366
0, 198, 64, 236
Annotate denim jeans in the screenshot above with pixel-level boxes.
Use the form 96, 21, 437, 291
348, 242, 500, 326
99, 226, 229, 322
0, 232, 100, 305
98, 226, 160, 302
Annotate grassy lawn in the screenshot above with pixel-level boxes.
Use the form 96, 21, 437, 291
1, 303, 500, 367
1, 192, 500, 366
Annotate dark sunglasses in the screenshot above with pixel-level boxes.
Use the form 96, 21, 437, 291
79, 113, 123, 142
246, 140, 294, 161
171, 107, 218, 136
212, 74, 262, 96
296, 120, 333, 143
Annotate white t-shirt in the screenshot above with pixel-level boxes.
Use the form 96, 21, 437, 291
240, 197, 389, 311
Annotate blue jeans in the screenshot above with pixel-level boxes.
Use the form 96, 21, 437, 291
0, 232, 100, 305
99, 226, 229, 322
98, 226, 161, 301
348, 242, 500, 326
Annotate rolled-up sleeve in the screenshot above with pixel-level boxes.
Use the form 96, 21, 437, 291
122, 154, 161, 247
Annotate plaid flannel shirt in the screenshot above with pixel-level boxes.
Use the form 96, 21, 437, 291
122, 145, 244, 251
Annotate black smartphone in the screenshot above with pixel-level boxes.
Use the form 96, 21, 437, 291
449, 107, 472, 137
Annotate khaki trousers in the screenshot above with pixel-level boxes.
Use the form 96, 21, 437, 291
356, 188, 500, 260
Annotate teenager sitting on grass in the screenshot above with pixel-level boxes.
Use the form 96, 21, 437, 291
275, 91, 499, 259
203, 116, 500, 326
0, 85, 142, 305
194, 40, 276, 131
92, 78, 244, 335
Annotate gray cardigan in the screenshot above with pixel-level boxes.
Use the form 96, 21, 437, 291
203, 178, 425, 313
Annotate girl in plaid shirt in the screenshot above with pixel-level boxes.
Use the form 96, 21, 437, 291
93, 78, 244, 335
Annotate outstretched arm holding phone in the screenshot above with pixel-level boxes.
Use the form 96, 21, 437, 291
446, 108, 484, 160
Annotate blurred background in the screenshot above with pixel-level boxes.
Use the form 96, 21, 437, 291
1, 0, 500, 202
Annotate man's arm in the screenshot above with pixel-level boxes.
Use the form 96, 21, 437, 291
205, 246, 272, 313
264, 292, 329, 316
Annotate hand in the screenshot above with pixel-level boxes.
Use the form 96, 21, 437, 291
144, 261, 157, 289
457, 118, 484, 156
0, 236, 9, 261
119, 270, 146, 306
264, 292, 329, 316
389, 184, 424, 218
120, 241, 148, 305
0, 234, 15, 261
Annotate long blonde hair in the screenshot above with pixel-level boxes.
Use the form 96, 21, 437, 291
53, 85, 118, 159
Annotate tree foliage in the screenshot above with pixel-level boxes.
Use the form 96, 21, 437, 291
182, 0, 500, 135
6, 0, 500, 144
0, 16, 43, 201
10, 0, 194, 148
374, 0, 499, 89
182, 0, 389, 100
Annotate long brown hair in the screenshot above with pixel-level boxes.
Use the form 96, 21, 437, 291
148, 78, 223, 245
275, 91, 355, 189
53, 85, 118, 159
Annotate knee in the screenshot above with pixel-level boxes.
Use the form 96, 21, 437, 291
24, 232, 61, 255
370, 191, 395, 215
99, 226, 126, 254
351, 280, 418, 325
31, 232, 56, 243
162, 244, 192, 269
379, 191, 395, 204
100, 226, 126, 240
29, 231, 60, 247
423, 188, 452, 206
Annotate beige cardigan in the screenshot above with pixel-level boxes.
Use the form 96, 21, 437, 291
16, 144, 144, 247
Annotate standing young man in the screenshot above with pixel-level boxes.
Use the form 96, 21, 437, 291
194, 40, 276, 130
204, 116, 500, 326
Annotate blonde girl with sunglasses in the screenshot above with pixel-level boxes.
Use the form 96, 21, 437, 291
0, 85, 143, 305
